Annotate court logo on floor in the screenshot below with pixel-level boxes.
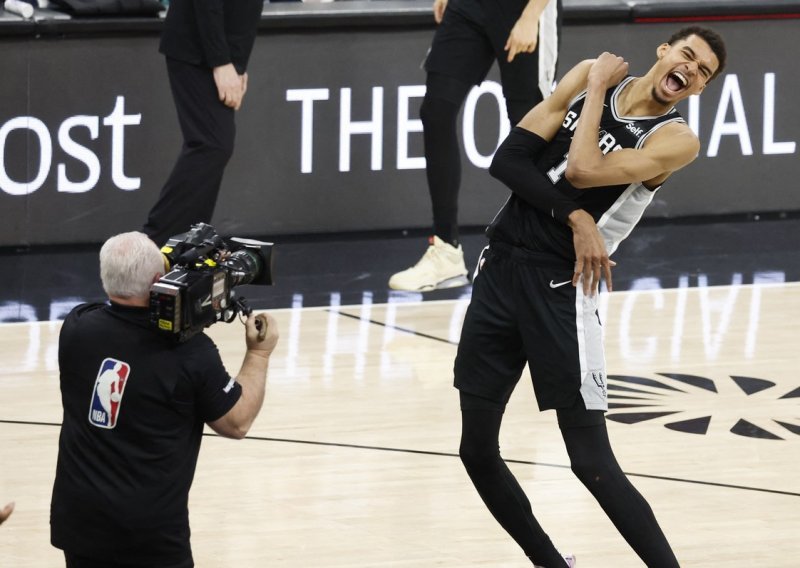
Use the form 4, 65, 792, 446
605, 373, 800, 440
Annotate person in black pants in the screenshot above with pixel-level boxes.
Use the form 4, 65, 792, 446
455, 27, 726, 566
142, 0, 263, 246
50, 231, 279, 568
389, 0, 560, 292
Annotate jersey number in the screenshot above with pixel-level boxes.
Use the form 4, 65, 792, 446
547, 154, 569, 183
547, 132, 623, 184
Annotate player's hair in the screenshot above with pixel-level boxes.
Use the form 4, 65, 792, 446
100, 231, 164, 299
667, 26, 727, 80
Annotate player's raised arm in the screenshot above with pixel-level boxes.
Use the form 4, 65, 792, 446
516, 59, 595, 141
488, 60, 596, 222
566, 51, 705, 189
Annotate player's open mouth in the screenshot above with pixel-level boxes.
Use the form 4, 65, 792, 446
665, 71, 688, 93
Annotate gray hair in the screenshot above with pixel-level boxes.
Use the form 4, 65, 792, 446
99, 232, 164, 299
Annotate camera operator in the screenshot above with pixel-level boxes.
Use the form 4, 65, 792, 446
50, 231, 279, 568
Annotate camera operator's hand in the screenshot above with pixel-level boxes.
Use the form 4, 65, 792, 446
245, 313, 279, 356
0, 502, 14, 526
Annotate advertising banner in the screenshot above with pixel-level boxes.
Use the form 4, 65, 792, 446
1, 20, 797, 245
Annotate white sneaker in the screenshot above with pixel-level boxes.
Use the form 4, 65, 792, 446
388, 236, 469, 292
534, 554, 576, 568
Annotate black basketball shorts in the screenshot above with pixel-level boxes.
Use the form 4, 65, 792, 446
454, 242, 608, 411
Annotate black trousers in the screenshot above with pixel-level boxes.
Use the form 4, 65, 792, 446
142, 57, 236, 246
419, 2, 550, 244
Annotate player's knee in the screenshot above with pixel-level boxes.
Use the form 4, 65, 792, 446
569, 459, 597, 486
459, 440, 500, 474
204, 139, 235, 167
420, 95, 458, 129
569, 457, 617, 489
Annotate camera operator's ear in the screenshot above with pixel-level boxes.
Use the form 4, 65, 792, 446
151, 273, 163, 285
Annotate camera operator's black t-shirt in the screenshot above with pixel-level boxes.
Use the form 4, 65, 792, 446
51, 302, 242, 564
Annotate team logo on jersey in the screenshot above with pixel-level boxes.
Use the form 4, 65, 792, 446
88, 358, 131, 429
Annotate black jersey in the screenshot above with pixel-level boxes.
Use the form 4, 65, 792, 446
487, 76, 686, 260
51, 302, 242, 564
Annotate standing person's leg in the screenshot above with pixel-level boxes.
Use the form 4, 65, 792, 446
558, 406, 680, 568
388, 8, 494, 292
143, 58, 236, 246
388, 72, 473, 292
493, 0, 560, 125
420, 72, 472, 249
496, 47, 545, 126
454, 248, 572, 566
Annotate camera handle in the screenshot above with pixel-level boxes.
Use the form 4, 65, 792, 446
234, 297, 267, 341
253, 314, 268, 341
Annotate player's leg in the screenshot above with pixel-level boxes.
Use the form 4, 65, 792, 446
558, 405, 680, 567
388, 8, 494, 292
455, 248, 571, 566
460, 392, 571, 567
422, 7, 495, 249
493, 0, 560, 124
142, 58, 236, 246
522, 254, 679, 567
387, 72, 473, 292
421, 72, 471, 249
496, 44, 545, 127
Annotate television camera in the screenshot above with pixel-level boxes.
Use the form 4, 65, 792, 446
149, 223, 274, 342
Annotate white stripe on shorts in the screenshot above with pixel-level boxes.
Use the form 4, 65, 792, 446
575, 284, 608, 410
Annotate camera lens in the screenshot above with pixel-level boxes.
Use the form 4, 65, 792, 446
224, 249, 263, 287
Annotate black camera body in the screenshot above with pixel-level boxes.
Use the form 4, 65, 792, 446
149, 223, 274, 342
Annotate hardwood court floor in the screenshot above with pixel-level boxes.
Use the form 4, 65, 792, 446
1, 281, 798, 567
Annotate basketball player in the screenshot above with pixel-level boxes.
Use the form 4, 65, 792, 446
454, 27, 727, 566
388, 0, 561, 292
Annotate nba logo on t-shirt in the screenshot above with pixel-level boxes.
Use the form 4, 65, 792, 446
88, 358, 131, 429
